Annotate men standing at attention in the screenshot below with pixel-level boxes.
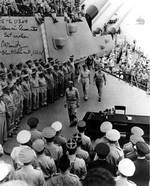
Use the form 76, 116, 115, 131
78, 64, 90, 101
2, 83, 15, 137
30, 71, 39, 111
0, 89, 7, 144
21, 74, 32, 114
94, 66, 106, 102
65, 81, 80, 127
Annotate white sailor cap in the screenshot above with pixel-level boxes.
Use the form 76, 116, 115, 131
130, 134, 145, 145
19, 147, 35, 164
0, 180, 29, 186
100, 121, 113, 133
32, 139, 45, 152
118, 158, 135, 177
42, 127, 56, 139
0, 161, 12, 182
131, 126, 144, 136
16, 130, 31, 144
51, 121, 62, 132
106, 129, 120, 141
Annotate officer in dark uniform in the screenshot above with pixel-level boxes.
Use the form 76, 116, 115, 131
66, 138, 87, 180
87, 143, 116, 176
130, 141, 150, 186
116, 158, 136, 186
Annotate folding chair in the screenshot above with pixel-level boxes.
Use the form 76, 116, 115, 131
114, 105, 126, 114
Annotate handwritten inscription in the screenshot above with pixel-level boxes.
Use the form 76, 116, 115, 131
4, 32, 29, 39
0, 18, 28, 24
0, 39, 44, 56
0, 48, 44, 55
0, 25, 38, 31
0, 17, 44, 61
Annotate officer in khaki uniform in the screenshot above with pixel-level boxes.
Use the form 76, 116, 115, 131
30, 71, 39, 110
10, 81, 20, 128
0, 89, 7, 145
58, 64, 65, 97
67, 60, 72, 81
42, 127, 63, 164
15, 77, 24, 120
53, 64, 59, 100
77, 120, 92, 153
47, 154, 81, 186
65, 81, 80, 127
62, 61, 69, 91
93, 66, 106, 102
78, 64, 90, 101
46, 67, 55, 103
32, 139, 57, 181
21, 74, 32, 114
69, 55, 76, 84
2, 83, 15, 136
38, 72, 47, 107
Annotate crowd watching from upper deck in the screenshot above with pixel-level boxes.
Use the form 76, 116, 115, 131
97, 39, 150, 91
0, 0, 84, 23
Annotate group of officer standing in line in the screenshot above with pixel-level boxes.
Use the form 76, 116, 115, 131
0, 54, 108, 141
0, 55, 77, 144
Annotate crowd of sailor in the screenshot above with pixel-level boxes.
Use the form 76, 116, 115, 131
0, 118, 149, 186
